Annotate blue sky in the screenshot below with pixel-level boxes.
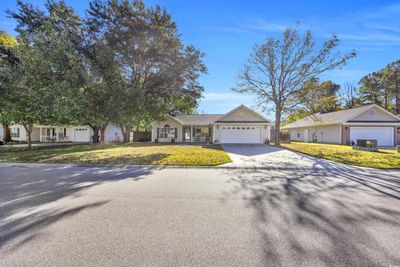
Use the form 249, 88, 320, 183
1, 0, 400, 118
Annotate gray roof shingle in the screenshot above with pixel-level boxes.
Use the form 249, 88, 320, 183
173, 114, 224, 125
282, 105, 380, 129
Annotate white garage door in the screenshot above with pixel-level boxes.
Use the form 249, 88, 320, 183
350, 127, 394, 146
74, 128, 90, 142
221, 126, 261, 144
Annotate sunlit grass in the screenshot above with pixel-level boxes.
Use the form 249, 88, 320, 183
0, 143, 232, 166
281, 142, 400, 169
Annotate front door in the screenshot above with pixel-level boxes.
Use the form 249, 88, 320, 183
42, 128, 56, 142
183, 127, 191, 142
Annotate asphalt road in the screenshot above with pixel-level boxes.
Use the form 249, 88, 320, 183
1, 161, 400, 266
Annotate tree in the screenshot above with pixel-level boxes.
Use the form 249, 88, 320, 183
9, 0, 206, 144
233, 25, 356, 145
359, 71, 387, 108
9, 0, 124, 143
383, 60, 400, 114
0, 31, 18, 142
340, 82, 361, 109
1, 27, 83, 148
87, 0, 206, 142
283, 78, 342, 125
297, 78, 341, 114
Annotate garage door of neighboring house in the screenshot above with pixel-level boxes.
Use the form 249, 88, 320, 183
74, 128, 90, 142
350, 127, 394, 147
220, 126, 261, 144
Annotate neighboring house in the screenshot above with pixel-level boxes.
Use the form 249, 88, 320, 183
151, 105, 271, 144
282, 104, 400, 147
8, 123, 123, 143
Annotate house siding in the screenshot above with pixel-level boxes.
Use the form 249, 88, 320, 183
6, 123, 123, 143
151, 116, 182, 143
350, 107, 397, 121
103, 124, 123, 142
288, 125, 341, 144
289, 129, 303, 142
341, 126, 350, 145
217, 106, 266, 122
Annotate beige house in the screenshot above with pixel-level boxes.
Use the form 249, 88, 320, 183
151, 105, 271, 144
282, 104, 400, 147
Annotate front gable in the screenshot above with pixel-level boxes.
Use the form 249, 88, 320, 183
348, 106, 400, 122
151, 115, 182, 128
216, 105, 270, 123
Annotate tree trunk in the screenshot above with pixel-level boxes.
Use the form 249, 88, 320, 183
4, 123, 11, 143
23, 124, 33, 149
99, 124, 107, 144
384, 89, 388, 110
274, 108, 282, 146
133, 126, 140, 142
396, 81, 400, 114
89, 125, 100, 143
125, 126, 131, 143
119, 125, 131, 143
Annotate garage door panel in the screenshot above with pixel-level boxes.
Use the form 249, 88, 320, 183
350, 127, 393, 146
220, 126, 261, 144
74, 128, 90, 142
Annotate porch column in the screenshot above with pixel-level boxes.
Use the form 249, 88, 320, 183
190, 125, 193, 143
39, 127, 42, 143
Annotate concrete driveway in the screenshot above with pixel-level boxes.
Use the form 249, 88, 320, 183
222, 144, 320, 168
1, 161, 400, 266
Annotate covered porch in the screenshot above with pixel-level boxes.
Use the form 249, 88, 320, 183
39, 126, 71, 142
182, 125, 212, 143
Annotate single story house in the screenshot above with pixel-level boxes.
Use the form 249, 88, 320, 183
282, 104, 400, 147
3, 123, 123, 143
151, 105, 271, 144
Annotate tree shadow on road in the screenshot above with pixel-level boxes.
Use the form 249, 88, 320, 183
0, 164, 157, 251
223, 158, 400, 266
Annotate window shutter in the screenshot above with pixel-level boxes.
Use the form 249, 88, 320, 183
175, 128, 177, 138
157, 127, 160, 138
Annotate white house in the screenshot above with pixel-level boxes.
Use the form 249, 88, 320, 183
282, 104, 400, 147
151, 105, 271, 144
6, 123, 123, 143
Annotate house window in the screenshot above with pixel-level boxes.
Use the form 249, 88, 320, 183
10, 127, 20, 138
159, 125, 175, 138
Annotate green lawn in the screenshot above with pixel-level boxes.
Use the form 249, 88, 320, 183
0, 143, 232, 166
281, 142, 400, 169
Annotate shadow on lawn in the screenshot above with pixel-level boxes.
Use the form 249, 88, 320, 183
0, 164, 157, 250
224, 156, 400, 266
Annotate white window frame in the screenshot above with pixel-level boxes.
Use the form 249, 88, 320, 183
159, 126, 175, 138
